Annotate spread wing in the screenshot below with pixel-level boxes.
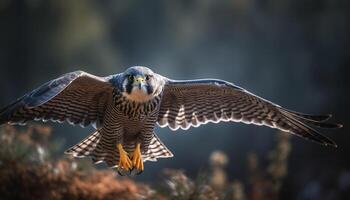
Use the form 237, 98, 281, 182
157, 79, 342, 147
0, 71, 114, 128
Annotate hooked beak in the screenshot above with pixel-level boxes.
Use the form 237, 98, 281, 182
134, 76, 146, 89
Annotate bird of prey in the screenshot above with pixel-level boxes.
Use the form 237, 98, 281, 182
0, 66, 342, 174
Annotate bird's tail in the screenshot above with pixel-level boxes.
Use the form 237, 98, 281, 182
101, 133, 173, 168
65, 130, 101, 158
142, 133, 173, 162
65, 131, 173, 168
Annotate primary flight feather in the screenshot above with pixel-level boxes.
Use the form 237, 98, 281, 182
0, 66, 342, 174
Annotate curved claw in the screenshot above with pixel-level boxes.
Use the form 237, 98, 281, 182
117, 169, 125, 176
131, 143, 144, 173
136, 169, 144, 175
116, 167, 130, 176
127, 167, 143, 176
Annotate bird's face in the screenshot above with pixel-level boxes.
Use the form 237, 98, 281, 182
121, 66, 163, 102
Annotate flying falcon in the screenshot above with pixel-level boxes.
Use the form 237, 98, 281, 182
0, 66, 342, 174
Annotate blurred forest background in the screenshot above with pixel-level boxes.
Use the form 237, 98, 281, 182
0, 0, 349, 199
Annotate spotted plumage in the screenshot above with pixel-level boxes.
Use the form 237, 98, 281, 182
0, 66, 342, 174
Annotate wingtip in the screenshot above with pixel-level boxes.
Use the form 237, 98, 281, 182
328, 143, 338, 148
320, 114, 333, 121
323, 140, 338, 148
280, 108, 334, 122
313, 114, 333, 122
325, 122, 343, 129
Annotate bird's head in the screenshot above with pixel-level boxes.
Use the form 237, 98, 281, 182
121, 66, 164, 102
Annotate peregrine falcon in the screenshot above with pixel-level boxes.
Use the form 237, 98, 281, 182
0, 66, 342, 174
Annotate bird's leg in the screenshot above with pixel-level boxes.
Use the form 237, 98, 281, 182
117, 143, 132, 171
131, 143, 144, 173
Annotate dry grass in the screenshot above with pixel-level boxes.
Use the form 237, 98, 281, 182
0, 125, 162, 200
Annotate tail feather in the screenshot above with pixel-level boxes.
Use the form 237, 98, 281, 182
107, 133, 173, 165
65, 131, 101, 157
143, 133, 173, 162
65, 131, 173, 168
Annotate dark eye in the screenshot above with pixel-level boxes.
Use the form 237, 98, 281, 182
128, 75, 134, 81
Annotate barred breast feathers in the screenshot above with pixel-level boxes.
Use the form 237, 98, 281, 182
113, 90, 162, 120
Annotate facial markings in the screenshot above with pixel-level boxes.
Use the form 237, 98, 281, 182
122, 73, 155, 102
124, 76, 134, 94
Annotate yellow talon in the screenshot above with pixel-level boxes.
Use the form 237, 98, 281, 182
117, 143, 132, 171
132, 143, 144, 172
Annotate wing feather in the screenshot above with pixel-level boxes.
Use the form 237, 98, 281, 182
157, 79, 341, 147
0, 71, 113, 128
